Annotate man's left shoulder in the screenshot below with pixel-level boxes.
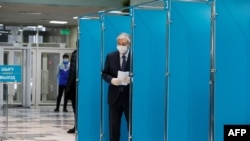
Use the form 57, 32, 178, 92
108, 51, 119, 57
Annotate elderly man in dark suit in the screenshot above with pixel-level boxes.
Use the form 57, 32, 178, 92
102, 32, 131, 141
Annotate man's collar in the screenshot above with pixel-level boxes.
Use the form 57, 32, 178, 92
120, 50, 129, 58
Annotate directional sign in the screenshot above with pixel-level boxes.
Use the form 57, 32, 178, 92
0, 65, 22, 83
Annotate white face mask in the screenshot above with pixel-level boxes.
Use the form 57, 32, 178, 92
63, 59, 69, 62
117, 45, 128, 54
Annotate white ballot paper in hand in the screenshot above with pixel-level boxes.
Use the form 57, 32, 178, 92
118, 71, 129, 85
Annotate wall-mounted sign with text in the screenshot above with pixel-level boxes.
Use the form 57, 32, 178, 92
0, 65, 22, 83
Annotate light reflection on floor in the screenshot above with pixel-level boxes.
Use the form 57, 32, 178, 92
0, 106, 75, 141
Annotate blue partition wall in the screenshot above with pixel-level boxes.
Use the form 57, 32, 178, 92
102, 14, 131, 141
168, 2, 210, 141
215, 0, 250, 141
132, 8, 167, 141
78, 18, 101, 141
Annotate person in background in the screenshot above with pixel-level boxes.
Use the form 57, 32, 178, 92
65, 50, 77, 133
54, 54, 70, 112
102, 32, 131, 141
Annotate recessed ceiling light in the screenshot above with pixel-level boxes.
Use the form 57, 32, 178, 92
19, 11, 43, 15
73, 16, 78, 19
0, 24, 3, 26
80, 16, 99, 20
109, 11, 123, 14
37, 25, 43, 28
49, 20, 68, 24
109, 11, 129, 15
0, 5, 2, 8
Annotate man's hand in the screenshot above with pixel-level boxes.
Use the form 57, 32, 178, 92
123, 77, 131, 84
111, 78, 122, 86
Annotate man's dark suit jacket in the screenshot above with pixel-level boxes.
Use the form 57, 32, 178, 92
66, 50, 77, 101
102, 51, 131, 106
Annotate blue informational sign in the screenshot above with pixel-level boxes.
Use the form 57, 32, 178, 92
0, 65, 22, 83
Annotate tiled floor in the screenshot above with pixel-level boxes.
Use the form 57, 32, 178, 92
0, 106, 75, 141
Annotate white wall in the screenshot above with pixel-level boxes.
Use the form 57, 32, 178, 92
0, 0, 123, 7
131, 0, 152, 5
69, 27, 78, 48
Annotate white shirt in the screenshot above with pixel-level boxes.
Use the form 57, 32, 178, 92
119, 50, 129, 68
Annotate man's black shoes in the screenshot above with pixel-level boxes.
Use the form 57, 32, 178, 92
67, 128, 75, 133
54, 108, 59, 112
54, 108, 68, 112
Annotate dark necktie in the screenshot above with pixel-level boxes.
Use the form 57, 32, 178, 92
121, 55, 126, 71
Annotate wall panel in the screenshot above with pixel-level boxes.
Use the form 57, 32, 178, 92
168, 2, 210, 141
132, 8, 167, 141
215, 0, 250, 140
78, 18, 101, 141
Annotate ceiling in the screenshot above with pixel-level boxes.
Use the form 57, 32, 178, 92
0, 2, 116, 27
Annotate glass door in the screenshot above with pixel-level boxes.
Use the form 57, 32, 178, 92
0, 48, 32, 107
36, 49, 74, 105
40, 52, 60, 104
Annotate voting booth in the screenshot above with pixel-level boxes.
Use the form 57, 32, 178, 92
78, 1, 212, 140
76, 0, 250, 140
132, 1, 211, 141
77, 9, 131, 141
77, 0, 212, 141
101, 9, 132, 141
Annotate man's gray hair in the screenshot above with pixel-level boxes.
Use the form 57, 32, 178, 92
116, 32, 131, 45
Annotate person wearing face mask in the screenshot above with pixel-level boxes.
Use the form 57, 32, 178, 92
54, 54, 70, 112
102, 32, 131, 141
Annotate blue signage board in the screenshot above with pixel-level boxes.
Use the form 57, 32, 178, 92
0, 65, 22, 83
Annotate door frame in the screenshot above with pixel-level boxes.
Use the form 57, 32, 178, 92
35, 48, 75, 106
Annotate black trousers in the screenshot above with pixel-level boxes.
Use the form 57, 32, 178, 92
70, 93, 76, 129
109, 92, 129, 141
56, 85, 68, 110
